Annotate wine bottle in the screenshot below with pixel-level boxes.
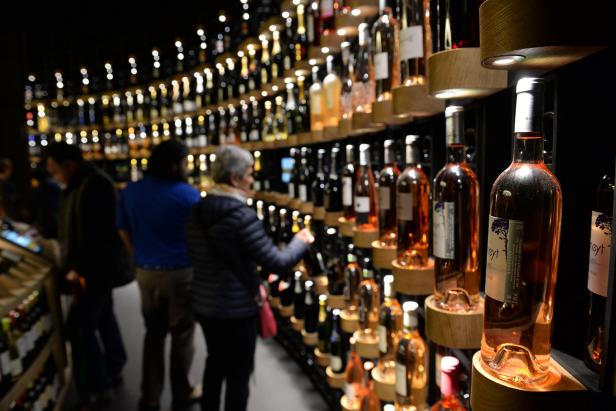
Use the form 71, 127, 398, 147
342, 144, 357, 220
297, 76, 310, 133
355, 144, 378, 230
278, 208, 292, 247
285, 82, 299, 136
253, 151, 264, 192
320, 0, 336, 34
323, 55, 342, 128
304, 280, 319, 333
584, 173, 614, 371
295, 4, 309, 62
151, 48, 161, 80
306, 1, 321, 48
371, 0, 400, 101
329, 309, 347, 373
298, 147, 313, 204
171, 79, 183, 114
482, 78, 562, 384
309, 66, 324, 132
430, 356, 466, 411
325, 146, 343, 213
274, 95, 288, 141
358, 361, 380, 411
239, 52, 250, 96
379, 140, 400, 246
271, 30, 284, 80
344, 244, 362, 312
317, 295, 333, 353
183, 75, 197, 113
358, 257, 380, 335
1, 326, 12, 395
303, 215, 327, 277
396, 135, 430, 266
352, 23, 376, 113
395, 301, 428, 410
288, 148, 300, 199
378, 274, 402, 373
283, 15, 295, 72
340, 41, 355, 121
398, 0, 429, 86
312, 149, 328, 208
260, 36, 271, 87
430, 0, 484, 52
261, 100, 275, 143
293, 271, 306, 321
433, 106, 480, 310
345, 337, 364, 408
1, 317, 22, 381
250, 99, 262, 142
205, 68, 217, 106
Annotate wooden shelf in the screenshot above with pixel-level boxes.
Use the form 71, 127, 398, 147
479, 0, 607, 70
372, 367, 396, 402
424, 294, 483, 349
428, 48, 508, 99
314, 348, 330, 368
371, 240, 396, 270
353, 331, 379, 359
340, 309, 359, 334
301, 330, 318, 346
352, 226, 379, 249
327, 294, 346, 310
324, 211, 342, 227
326, 366, 346, 389
471, 351, 588, 411
348, 0, 379, 18
338, 217, 355, 238
393, 83, 444, 117
392, 259, 435, 296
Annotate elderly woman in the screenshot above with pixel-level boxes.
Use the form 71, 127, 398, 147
185, 145, 313, 411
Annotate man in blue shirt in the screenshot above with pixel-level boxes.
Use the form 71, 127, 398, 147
117, 140, 201, 411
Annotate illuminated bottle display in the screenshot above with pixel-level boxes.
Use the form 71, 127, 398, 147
343, 244, 362, 312
325, 146, 343, 213
377, 275, 402, 373
317, 295, 332, 354
482, 78, 562, 384
323, 55, 342, 128
358, 257, 380, 335
396, 135, 430, 267
309, 66, 324, 132
432, 106, 480, 310
378, 140, 400, 247
345, 337, 364, 408
431, 357, 466, 411
329, 309, 347, 373
398, 0, 429, 85
342, 144, 357, 220
340, 42, 354, 121
352, 23, 376, 113
354, 144, 378, 230
295, 4, 309, 62
371, 0, 400, 101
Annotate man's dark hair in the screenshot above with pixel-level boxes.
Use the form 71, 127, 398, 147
44, 143, 84, 164
148, 140, 188, 181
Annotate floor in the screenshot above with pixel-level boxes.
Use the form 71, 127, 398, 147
63, 282, 329, 411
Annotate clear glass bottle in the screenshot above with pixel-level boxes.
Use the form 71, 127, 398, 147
345, 337, 364, 408
377, 274, 402, 373
396, 135, 430, 267
352, 23, 376, 113
398, 0, 429, 86
274, 95, 288, 141
342, 144, 357, 220
371, 0, 400, 101
395, 301, 428, 410
329, 309, 347, 373
261, 100, 275, 143
323, 55, 342, 128
295, 3, 309, 62
309, 66, 324, 132
355, 144, 378, 230
343, 244, 362, 312
378, 140, 400, 247
358, 361, 380, 411
358, 257, 381, 336
340, 41, 355, 121
430, 356, 466, 411
482, 77, 563, 384
433, 106, 480, 311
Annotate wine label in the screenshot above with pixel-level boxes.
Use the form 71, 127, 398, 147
249, 129, 259, 141
311, 94, 322, 115
433, 201, 455, 259
307, 15, 315, 43
397, 192, 414, 221
330, 355, 342, 373
342, 177, 353, 206
288, 183, 296, 198
374, 52, 389, 81
588, 210, 612, 297
486, 215, 525, 303
399, 26, 424, 61
379, 187, 391, 211
395, 363, 408, 396
378, 324, 387, 354
321, 0, 334, 17
299, 184, 308, 202
16, 336, 27, 358
355, 196, 370, 213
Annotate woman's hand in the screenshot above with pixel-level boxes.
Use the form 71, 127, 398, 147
296, 228, 315, 244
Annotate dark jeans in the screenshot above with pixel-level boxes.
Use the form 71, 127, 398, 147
67, 289, 127, 403
136, 268, 195, 407
196, 315, 258, 411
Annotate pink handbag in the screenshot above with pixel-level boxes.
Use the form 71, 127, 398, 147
258, 284, 277, 339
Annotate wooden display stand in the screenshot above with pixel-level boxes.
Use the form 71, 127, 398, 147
371, 240, 396, 270
479, 0, 607, 70
275, 194, 291, 208
314, 348, 330, 368
327, 294, 346, 310
312, 276, 329, 295
424, 294, 483, 349
348, 0, 379, 17
351, 111, 376, 134
312, 128, 325, 143
470, 352, 587, 411
371, 98, 394, 125
325, 211, 342, 227
338, 217, 355, 238
313, 206, 326, 221
263, 140, 276, 150
287, 134, 298, 146
290, 316, 305, 332
302, 330, 318, 346
326, 366, 347, 389
320, 32, 345, 53
352, 331, 380, 359
335, 12, 363, 37
279, 304, 294, 318
299, 201, 314, 215
339, 117, 352, 138
372, 367, 396, 402
353, 226, 379, 249
340, 395, 359, 411
340, 309, 360, 334
393, 83, 444, 117
428, 48, 508, 99
392, 259, 435, 295
298, 131, 312, 145
270, 296, 281, 310
324, 125, 339, 141
289, 198, 302, 210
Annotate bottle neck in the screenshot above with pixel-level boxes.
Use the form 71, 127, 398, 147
359, 149, 370, 166
447, 144, 466, 164
405, 144, 420, 166
513, 134, 544, 163
329, 152, 338, 178
384, 145, 394, 165
362, 268, 373, 280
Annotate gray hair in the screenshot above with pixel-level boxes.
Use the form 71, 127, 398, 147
212, 145, 254, 184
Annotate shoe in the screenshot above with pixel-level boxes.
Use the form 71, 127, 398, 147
171, 385, 202, 411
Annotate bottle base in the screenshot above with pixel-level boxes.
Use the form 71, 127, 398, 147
482, 343, 549, 385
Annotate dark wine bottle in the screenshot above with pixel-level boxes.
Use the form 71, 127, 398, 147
317, 295, 333, 354
304, 280, 319, 333
293, 271, 306, 321
329, 309, 347, 373
312, 149, 327, 208
431, 0, 484, 52
325, 146, 343, 213
342, 144, 357, 220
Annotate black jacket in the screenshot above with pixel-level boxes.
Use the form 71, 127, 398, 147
186, 193, 307, 319
59, 163, 130, 292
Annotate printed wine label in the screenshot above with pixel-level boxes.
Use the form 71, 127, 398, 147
588, 210, 612, 297
311, 94, 322, 115
397, 192, 413, 221
378, 324, 387, 354
374, 52, 389, 80
395, 363, 408, 396
11, 357, 22, 377
299, 184, 308, 202
399, 26, 424, 61
355, 196, 370, 225
379, 187, 391, 211
288, 183, 295, 198
486, 216, 524, 303
433, 201, 455, 259
342, 177, 353, 206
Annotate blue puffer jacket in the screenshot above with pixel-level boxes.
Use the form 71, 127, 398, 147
186, 193, 307, 319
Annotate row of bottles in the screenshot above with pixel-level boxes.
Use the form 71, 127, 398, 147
6, 358, 62, 411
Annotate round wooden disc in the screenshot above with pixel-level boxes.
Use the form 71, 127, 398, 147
348, 0, 379, 17
264, 140, 276, 149
335, 13, 363, 37
352, 227, 379, 249
290, 316, 305, 332
392, 83, 444, 117
302, 330, 318, 346
313, 206, 326, 221
371, 241, 397, 270
287, 134, 299, 146
353, 331, 380, 359
275, 195, 291, 208
372, 99, 394, 124
338, 217, 356, 238
339, 117, 352, 138
470, 352, 587, 411
340, 395, 359, 411
324, 125, 340, 141
311, 129, 325, 143
392, 259, 435, 296
326, 367, 346, 389
252, 191, 265, 201
314, 348, 330, 368
299, 202, 314, 215
325, 212, 343, 227
312, 276, 329, 295
279, 305, 294, 318
425, 294, 483, 349
297, 131, 312, 145
351, 110, 373, 131
270, 297, 281, 310
340, 309, 359, 334
263, 192, 276, 203
372, 367, 396, 402
327, 294, 346, 310
288, 198, 302, 210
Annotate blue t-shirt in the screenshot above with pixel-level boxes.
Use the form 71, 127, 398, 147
117, 176, 201, 269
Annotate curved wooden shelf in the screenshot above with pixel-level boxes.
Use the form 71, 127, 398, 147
275, 194, 292, 208
392, 259, 435, 295
339, 117, 352, 138
372, 98, 394, 125
372, 367, 396, 402
323, 125, 339, 141
288, 198, 302, 210
335, 12, 363, 37
314, 348, 330, 368
338, 217, 356, 238
470, 352, 587, 411
287, 134, 299, 146
301, 330, 318, 346
428, 48, 508, 99
353, 330, 380, 359
326, 366, 346, 389
371, 240, 396, 270
299, 201, 314, 215
352, 226, 379, 249
290, 316, 305, 332
313, 206, 326, 221
312, 275, 329, 295
393, 83, 444, 117
298, 131, 312, 145
324, 211, 342, 227
327, 294, 346, 310
340, 309, 360, 334
479, 0, 607, 70
311, 129, 325, 143
340, 395, 359, 411
425, 294, 483, 349
279, 304, 294, 318
348, 0, 379, 18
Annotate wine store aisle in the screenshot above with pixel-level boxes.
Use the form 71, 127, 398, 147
63, 282, 328, 411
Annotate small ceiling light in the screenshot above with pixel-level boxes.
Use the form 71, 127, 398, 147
485, 55, 525, 67
434, 91, 456, 99
351, 8, 361, 16
219, 14, 227, 23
